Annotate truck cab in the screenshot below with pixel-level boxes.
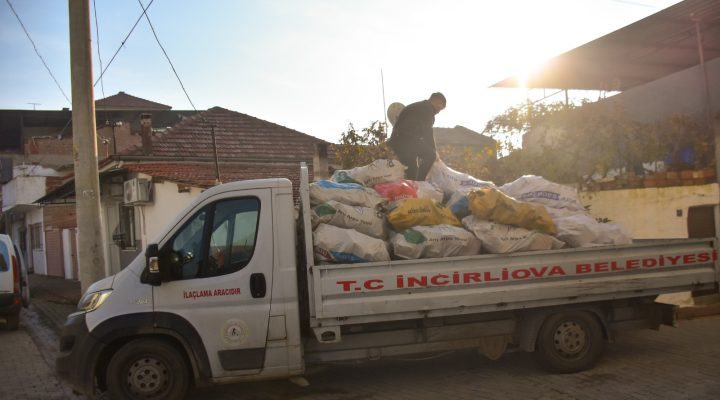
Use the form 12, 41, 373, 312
57, 178, 304, 399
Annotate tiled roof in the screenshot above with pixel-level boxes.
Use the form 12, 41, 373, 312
119, 106, 329, 163
95, 92, 172, 111
124, 162, 310, 201
434, 126, 495, 147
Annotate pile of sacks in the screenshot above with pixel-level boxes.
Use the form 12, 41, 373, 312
310, 159, 631, 264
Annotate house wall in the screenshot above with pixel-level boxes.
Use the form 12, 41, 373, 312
97, 123, 142, 158
1, 176, 46, 212
580, 183, 719, 239
22, 118, 143, 167
140, 180, 204, 245
103, 178, 204, 271
43, 204, 77, 229
103, 199, 124, 275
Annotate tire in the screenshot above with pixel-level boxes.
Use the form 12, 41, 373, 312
535, 311, 604, 373
5, 311, 19, 331
106, 338, 190, 400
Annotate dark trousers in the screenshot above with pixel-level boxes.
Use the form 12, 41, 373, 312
389, 140, 436, 181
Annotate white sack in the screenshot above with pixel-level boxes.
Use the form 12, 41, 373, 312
594, 223, 633, 246
462, 216, 564, 254
548, 208, 632, 247
413, 180, 444, 203
313, 224, 390, 264
391, 225, 480, 260
310, 180, 383, 207
311, 200, 387, 239
500, 175, 585, 212
331, 159, 406, 186
426, 159, 494, 195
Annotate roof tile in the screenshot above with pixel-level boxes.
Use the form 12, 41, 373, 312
119, 107, 330, 163
95, 92, 172, 111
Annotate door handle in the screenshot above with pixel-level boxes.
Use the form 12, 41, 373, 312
250, 273, 266, 298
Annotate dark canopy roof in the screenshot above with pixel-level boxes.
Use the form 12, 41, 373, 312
491, 0, 720, 91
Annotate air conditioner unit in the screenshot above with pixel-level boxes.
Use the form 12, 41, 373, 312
123, 178, 151, 204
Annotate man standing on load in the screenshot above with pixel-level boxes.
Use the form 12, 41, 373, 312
387, 92, 446, 181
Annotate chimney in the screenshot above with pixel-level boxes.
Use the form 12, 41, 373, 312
140, 113, 152, 156
313, 143, 329, 180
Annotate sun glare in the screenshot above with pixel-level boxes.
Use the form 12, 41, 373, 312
513, 57, 548, 90
516, 71, 529, 89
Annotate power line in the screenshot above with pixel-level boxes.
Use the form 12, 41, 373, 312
135, 0, 211, 179
92, 0, 106, 100
5, 0, 71, 104
136, 0, 199, 112
93, 0, 156, 87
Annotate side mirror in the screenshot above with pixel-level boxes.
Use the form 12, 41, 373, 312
143, 243, 162, 286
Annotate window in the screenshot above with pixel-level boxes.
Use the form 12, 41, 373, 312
160, 197, 260, 280
166, 210, 207, 280
30, 223, 43, 251
207, 199, 260, 276
115, 205, 137, 249
0, 241, 8, 272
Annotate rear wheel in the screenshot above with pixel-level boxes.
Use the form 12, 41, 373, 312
535, 311, 604, 373
106, 338, 189, 400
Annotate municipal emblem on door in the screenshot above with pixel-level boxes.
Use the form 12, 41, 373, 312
221, 319, 249, 346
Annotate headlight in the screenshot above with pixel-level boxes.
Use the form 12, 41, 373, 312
77, 289, 113, 313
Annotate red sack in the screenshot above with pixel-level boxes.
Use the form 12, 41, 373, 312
374, 180, 418, 202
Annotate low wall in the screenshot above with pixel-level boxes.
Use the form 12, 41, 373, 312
580, 183, 719, 239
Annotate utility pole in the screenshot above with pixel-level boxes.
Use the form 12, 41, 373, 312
69, 0, 107, 293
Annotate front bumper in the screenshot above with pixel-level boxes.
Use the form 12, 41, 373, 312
56, 312, 105, 397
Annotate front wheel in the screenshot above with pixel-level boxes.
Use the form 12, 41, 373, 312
106, 338, 190, 400
535, 311, 604, 373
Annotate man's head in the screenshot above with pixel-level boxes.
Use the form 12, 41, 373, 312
429, 92, 446, 113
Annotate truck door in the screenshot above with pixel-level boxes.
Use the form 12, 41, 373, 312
152, 190, 273, 378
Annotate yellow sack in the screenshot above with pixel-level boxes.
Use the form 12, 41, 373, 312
467, 188, 557, 235
387, 198, 461, 231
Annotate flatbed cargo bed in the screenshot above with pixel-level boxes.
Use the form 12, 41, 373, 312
299, 165, 718, 328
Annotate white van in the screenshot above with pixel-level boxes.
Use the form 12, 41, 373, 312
0, 234, 30, 330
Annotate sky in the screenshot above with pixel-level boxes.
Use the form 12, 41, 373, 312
0, 0, 682, 143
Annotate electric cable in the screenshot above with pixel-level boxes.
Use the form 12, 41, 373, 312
136, 0, 198, 112
93, 0, 156, 87
92, 0, 111, 128
92, 0, 106, 100
5, 0, 71, 104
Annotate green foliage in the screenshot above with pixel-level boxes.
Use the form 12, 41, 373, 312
484, 100, 714, 185
331, 121, 394, 169
437, 144, 496, 182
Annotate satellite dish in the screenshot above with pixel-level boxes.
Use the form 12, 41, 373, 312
387, 102, 405, 126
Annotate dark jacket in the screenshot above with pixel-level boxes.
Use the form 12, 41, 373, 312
389, 100, 436, 151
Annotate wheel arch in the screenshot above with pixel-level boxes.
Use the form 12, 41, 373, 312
91, 312, 213, 391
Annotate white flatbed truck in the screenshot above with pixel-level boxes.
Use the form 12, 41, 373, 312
56, 164, 720, 399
